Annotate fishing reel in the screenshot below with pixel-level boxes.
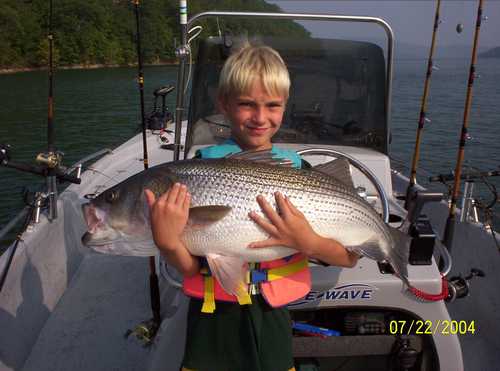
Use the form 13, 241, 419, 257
35, 151, 63, 169
0, 144, 80, 185
446, 268, 485, 302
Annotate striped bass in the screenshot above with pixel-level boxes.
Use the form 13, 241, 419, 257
81, 151, 411, 287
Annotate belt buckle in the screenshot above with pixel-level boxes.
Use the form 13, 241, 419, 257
250, 269, 268, 284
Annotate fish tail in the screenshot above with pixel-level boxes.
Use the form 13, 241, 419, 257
388, 227, 412, 287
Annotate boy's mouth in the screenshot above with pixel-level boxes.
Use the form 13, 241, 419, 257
246, 126, 269, 135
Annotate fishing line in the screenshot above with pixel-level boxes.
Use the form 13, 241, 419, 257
85, 167, 121, 184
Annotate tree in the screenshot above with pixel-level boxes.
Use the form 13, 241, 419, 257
0, 0, 309, 70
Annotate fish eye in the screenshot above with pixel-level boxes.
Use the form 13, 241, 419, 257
105, 191, 118, 203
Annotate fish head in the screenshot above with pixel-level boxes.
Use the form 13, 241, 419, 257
81, 169, 175, 249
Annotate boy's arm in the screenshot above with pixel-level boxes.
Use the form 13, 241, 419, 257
248, 192, 359, 268
145, 184, 199, 277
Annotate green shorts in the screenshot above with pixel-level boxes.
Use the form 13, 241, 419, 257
182, 295, 294, 371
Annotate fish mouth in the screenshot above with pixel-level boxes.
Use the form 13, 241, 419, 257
81, 203, 119, 247
82, 203, 104, 234
81, 231, 120, 247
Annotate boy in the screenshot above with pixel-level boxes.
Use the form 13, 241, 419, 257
145, 44, 358, 371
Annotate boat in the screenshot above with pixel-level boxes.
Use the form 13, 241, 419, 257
1, 5, 499, 371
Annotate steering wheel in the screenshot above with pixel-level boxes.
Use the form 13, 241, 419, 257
162, 147, 390, 288
297, 148, 389, 223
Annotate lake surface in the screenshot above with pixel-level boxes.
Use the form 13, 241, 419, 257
1, 59, 499, 251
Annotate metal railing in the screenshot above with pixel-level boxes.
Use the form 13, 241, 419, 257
173, 11, 395, 161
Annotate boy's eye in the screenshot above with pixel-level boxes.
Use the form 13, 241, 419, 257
238, 101, 253, 107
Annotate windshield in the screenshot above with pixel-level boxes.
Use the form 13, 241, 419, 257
187, 36, 388, 153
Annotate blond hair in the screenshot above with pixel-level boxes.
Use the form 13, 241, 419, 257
218, 43, 290, 101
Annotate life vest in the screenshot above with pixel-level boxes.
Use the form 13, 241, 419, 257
182, 139, 311, 313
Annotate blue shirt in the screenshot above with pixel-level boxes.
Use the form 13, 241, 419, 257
196, 138, 302, 169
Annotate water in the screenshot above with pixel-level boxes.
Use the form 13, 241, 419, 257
390, 58, 500, 222
1, 59, 499, 251
0, 66, 179, 249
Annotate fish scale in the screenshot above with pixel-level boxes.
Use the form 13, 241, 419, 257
82, 156, 410, 285
160, 159, 392, 261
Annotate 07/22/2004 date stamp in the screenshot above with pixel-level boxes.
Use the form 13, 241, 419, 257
389, 320, 476, 335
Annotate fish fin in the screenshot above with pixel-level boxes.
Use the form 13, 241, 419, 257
226, 149, 293, 167
205, 254, 248, 296
346, 239, 386, 261
189, 205, 232, 225
387, 227, 412, 287
313, 158, 355, 189
87, 239, 159, 257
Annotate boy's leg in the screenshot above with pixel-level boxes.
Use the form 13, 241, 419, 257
182, 297, 294, 371
182, 299, 261, 371
253, 296, 294, 371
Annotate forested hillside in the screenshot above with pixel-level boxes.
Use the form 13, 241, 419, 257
0, 0, 309, 69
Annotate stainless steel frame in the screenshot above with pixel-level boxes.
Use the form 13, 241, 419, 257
297, 148, 390, 223
173, 11, 395, 160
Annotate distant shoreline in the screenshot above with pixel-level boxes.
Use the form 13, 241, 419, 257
0, 61, 178, 75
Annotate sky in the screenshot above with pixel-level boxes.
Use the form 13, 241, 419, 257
267, 1, 500, 48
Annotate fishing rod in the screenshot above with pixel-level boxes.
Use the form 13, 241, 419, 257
0, 1, 82, 218
0, 145, 80, 184
47, 0, 54, 156
443, 0, 485, 251
132, 0, 162, 337
35, 0, 60, 221
405, 0, 442, 209
134, 0, 149, 171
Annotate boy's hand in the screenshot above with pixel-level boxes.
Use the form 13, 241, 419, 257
248, 192, 320, 255
144, 183, 191, 252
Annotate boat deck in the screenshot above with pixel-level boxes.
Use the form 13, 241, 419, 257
1, 131, 498, 371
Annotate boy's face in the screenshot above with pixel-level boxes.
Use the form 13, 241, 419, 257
218, 79, 286, 151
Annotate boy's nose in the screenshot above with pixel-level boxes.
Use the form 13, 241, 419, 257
253, 107, 266, 124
